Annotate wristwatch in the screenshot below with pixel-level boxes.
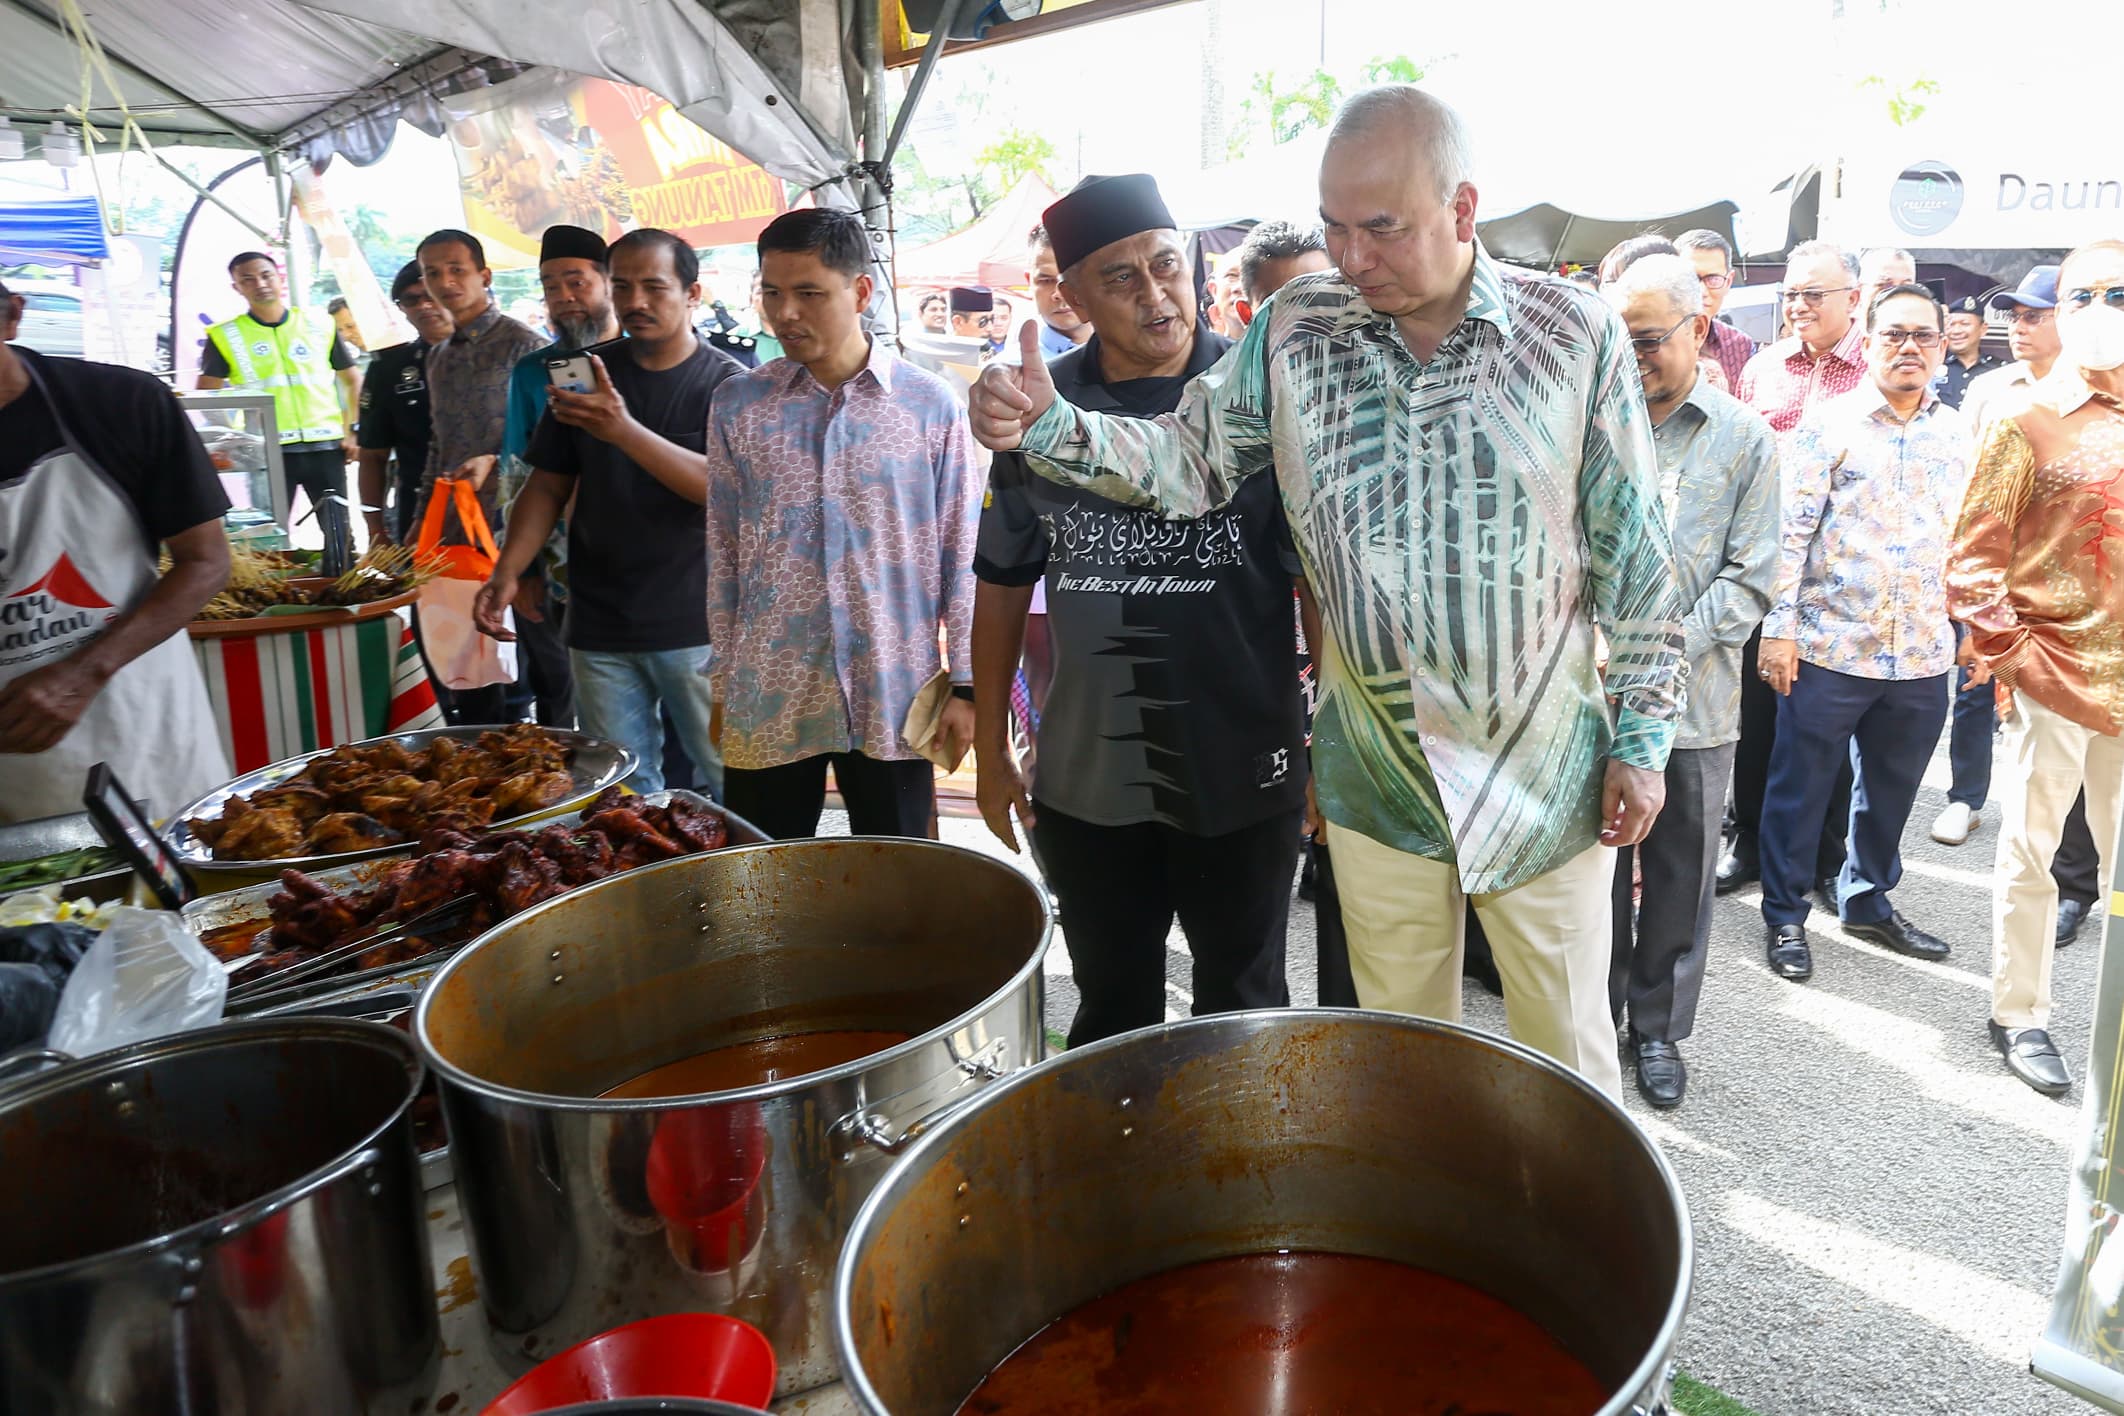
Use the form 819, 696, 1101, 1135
950, 684, 975, 703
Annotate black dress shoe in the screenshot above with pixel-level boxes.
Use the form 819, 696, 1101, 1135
1715, 839, 1759, 895
1843, 911, 1950, 961
1765, 923, 1813, 981
1632, 1033, 1687, 1109
1815, 877, 1841, 914
2057, 898, 2092, 947
1989, 1021, 2072, 1096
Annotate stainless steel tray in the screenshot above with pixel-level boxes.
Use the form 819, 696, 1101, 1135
0, 811, 134, 904
181, 791, 764, 1008
160, 725, 639, 875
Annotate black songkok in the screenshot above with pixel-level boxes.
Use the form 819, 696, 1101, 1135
1042, 173, 1178, 274
539, 224, 608, 267
949, 286, 994, 314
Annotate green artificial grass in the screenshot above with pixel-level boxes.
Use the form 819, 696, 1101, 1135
1671, 1371, 1766, 1416
1045, 1027, 1068, 1053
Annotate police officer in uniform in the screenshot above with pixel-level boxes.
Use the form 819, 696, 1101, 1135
1934, 294, 2003, 410
356, 261, 455, 544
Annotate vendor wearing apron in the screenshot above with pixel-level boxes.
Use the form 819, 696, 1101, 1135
0, 278, 233, 822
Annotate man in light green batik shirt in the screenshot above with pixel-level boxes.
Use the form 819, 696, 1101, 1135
969, 86, 1685, 1097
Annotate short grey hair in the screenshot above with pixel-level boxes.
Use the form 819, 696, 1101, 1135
1860, 246, 1916, 279
1235, 221, 1327, 303
1326, 84, 1474, 200
1787, 239, 1860, 283
1605, 254, 1704, 320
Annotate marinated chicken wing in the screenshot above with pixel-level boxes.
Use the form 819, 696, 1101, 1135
212, 806, 304, 860
490, 770, 575, 818
298, 812, 404, 855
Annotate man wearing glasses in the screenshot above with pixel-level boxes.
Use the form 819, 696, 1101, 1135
1947, 240, 2124, 1095
1676, 229, 1755, 390
1720, 242, 1870, 898
356, 260, 454, 544
1757, 283, 1969, 981
1602, 255, 1779, 1107
949, 286, 995, 346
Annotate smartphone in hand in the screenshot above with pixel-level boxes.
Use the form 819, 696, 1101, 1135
545, 337, 627, 394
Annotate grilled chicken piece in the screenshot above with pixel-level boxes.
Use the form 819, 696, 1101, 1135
490, 770, 575, 818
212, 806, 305, 860
297, 812, 403, 856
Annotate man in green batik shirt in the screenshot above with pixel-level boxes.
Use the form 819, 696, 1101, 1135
968, 86, 1685, 1098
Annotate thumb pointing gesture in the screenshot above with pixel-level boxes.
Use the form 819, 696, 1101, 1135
969, 320, 1057, 451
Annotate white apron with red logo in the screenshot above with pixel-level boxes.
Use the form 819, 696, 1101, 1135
0, 361, 228, 822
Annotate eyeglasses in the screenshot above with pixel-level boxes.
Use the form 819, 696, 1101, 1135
2065, 286, 2124, 311
1780, 285, 1854, 307
1697, 272, 1731, 291
395, 292, 437, 310
1629, 314, 1695, 355
1874, 327, 1943, 349
2006, 307, 2055, 328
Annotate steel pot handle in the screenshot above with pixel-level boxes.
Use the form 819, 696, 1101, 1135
830, 1035, 1014, 1161
209, 1144, 391, 1242
0, 1046, 75, 1091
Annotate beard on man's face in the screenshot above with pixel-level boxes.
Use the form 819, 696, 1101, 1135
556, 312, 608, 348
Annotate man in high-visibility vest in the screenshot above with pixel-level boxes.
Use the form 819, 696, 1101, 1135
197, 250, 361, 517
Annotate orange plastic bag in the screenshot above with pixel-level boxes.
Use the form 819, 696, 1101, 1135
414, 479, 516, 691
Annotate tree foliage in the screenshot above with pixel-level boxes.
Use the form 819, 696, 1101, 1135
1227, 53, 1425, 160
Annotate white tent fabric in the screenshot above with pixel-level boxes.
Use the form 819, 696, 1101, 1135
0, 0, 501, 152
289, 0, 860, 192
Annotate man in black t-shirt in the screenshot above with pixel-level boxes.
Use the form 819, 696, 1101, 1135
356, 261, 455, 544
972, 175, 1306, 1047
0, 279, 233, 819
472, 229, 741, 795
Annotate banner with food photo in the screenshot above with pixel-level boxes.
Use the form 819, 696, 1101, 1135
444, 71, 789, 269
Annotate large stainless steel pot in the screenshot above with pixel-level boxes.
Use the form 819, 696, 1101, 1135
0, 1018, 439, 1415
834, 1009, 1692, 1416
416, 838, 1051, 1398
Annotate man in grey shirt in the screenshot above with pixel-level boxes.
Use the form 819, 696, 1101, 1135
1603, 256, 1779, 1109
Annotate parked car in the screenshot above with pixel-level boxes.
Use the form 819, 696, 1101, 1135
10, 280, 84, 357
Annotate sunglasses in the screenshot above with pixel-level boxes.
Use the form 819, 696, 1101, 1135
1779, 285, 1854, 307
1629, 314, 1695, 355
2065, 286, 2124, 311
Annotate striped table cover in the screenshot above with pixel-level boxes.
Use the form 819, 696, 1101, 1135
192, 610, 444, 772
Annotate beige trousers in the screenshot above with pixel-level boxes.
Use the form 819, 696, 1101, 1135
1994, 694, 2124, 1029
1330, 826, 1624, 1098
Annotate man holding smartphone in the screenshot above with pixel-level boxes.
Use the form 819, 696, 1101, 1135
474, 228, 742, 795
492, 223, 617, 729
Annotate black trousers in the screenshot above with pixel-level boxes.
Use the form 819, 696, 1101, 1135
1732, 628, 1851, 879
282, 446, 347, 517
1034, 801, 1299, 1048
1309, 839, 1359, 1008
722, 753, 934, 840
2056, 788, 2102, 907
1611, 744, 1732, 1042
504, 582, 575, 728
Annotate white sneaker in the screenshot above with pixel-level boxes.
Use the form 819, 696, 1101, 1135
1931, 801, 1980, 845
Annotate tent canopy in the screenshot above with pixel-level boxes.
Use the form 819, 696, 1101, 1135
1166, 130, 1751, 269
0, 0, 523, 161
0, 191, 107, 264
892, 176, 1056, 289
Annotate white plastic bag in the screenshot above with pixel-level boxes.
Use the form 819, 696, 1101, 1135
46, 907, 227, 1057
